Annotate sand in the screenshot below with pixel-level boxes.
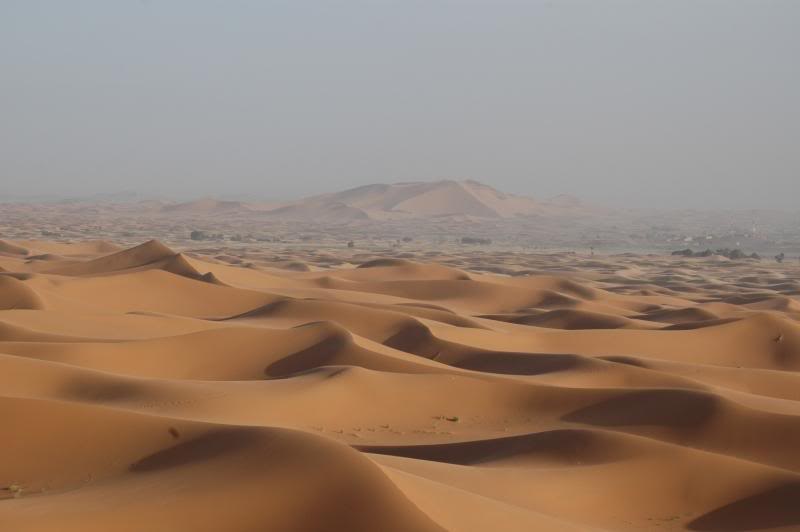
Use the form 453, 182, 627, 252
1, 239, 799, 531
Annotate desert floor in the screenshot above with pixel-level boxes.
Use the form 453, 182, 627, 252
1, 239, 799, 531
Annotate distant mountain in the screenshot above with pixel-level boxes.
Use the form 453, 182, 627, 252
155, 180, 591, 220
255, 180, 589, 221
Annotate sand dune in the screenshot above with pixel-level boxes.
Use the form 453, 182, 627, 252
229, 179, 596, 221
2, 240, 800, 531
0, 240, 30, 256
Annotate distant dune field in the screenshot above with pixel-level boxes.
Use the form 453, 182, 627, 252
1, 239, 800, 531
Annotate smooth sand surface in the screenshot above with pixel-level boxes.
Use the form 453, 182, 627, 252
2, 240, 800, 531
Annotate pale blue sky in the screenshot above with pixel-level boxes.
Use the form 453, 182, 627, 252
1, 1, 798, 207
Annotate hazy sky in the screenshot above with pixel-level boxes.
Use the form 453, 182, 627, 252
2, 1, 798, 208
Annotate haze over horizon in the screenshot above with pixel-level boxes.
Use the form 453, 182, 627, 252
2, 1, 799, 209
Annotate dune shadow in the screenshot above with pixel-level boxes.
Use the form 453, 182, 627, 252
563, 389, 718, 429
600, 355, 649, 368
506, 309, 635, 330
383, 322, 440, 358
59, 377, 145, 403
444, 350, 583, 375
130, 429, 260, 473
661, 317, 740, 330
223, 299, 291, 321
361, 429, 634, 466
265, 332, 349, 378
687, 483, 800, 531
357, 258, 414, 268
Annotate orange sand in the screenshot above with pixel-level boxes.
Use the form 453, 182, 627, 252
1, 239, 799, 531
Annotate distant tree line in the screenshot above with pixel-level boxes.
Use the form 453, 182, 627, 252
190, 230, 224, 241
671, 248, 763, 260
461, 236, 492, 245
